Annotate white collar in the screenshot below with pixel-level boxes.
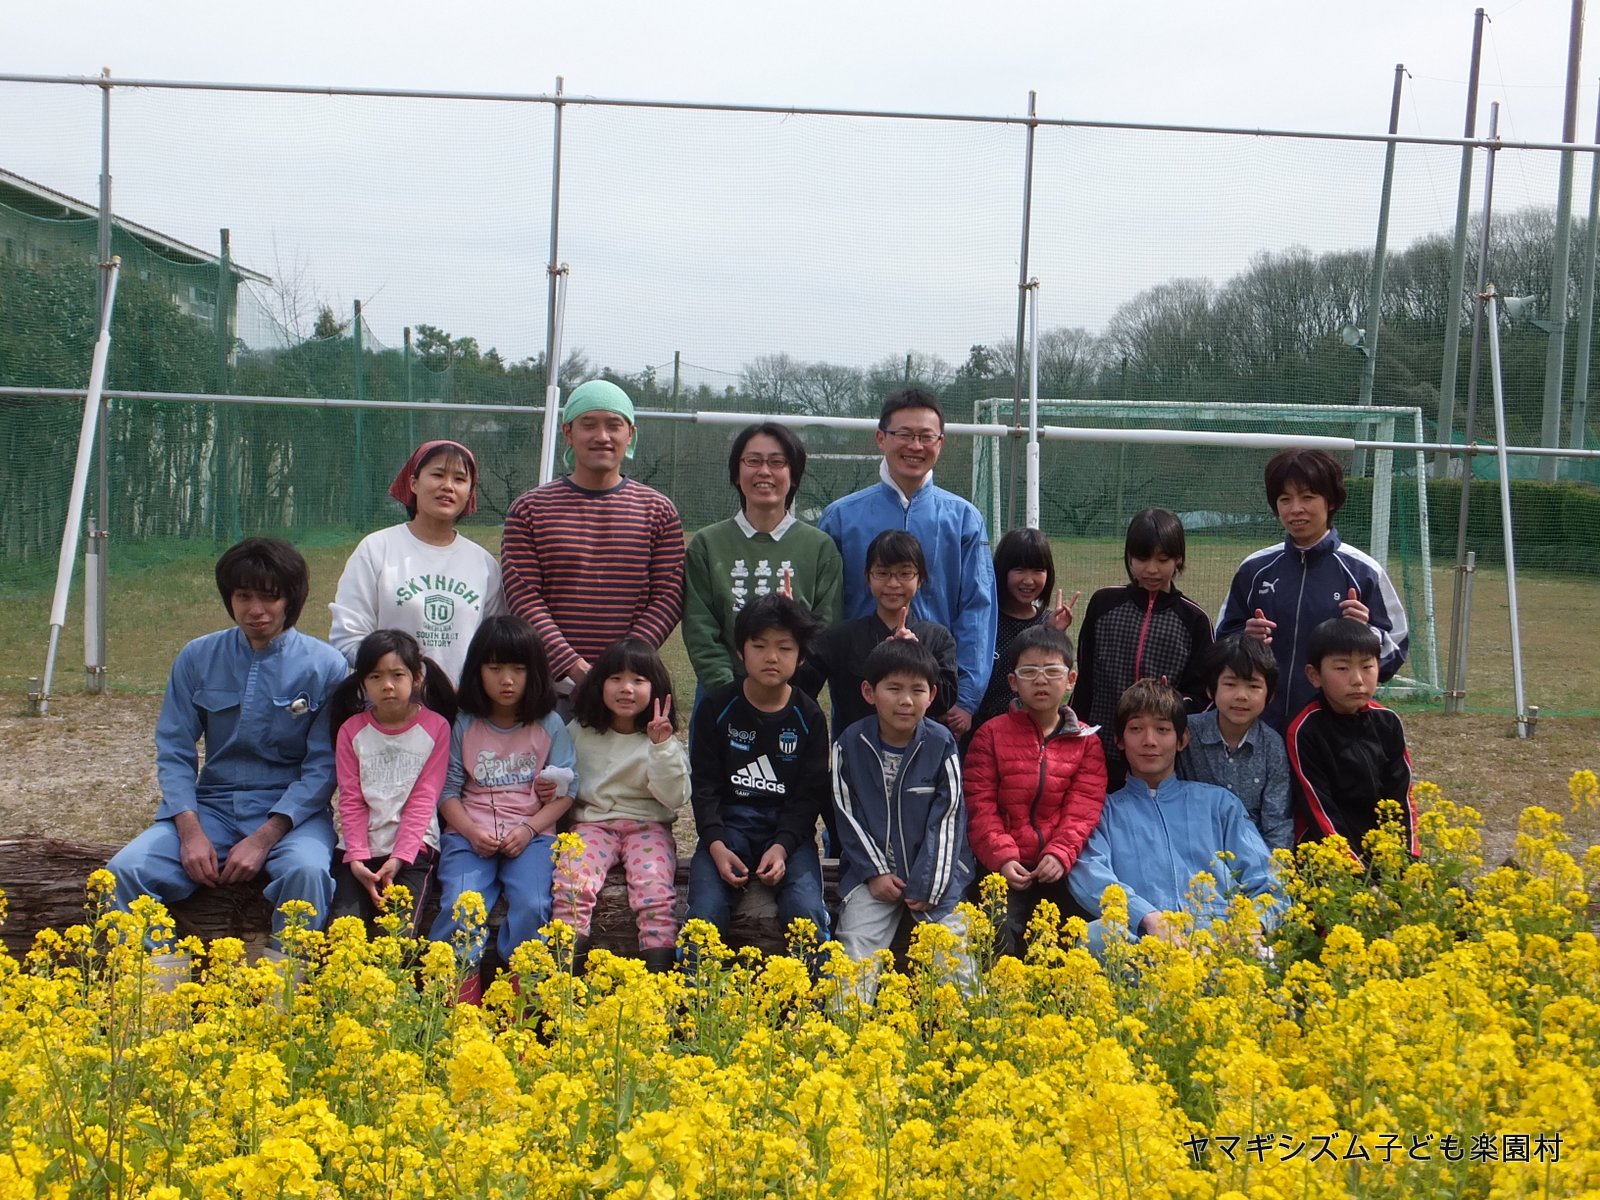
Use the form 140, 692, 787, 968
879, 458, 933, 507
735, 510, 797, 540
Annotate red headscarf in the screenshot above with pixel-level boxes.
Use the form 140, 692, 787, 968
389, 440, 479, 516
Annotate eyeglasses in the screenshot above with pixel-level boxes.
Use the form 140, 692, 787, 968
1013, 665, 1071, 682
868, 567, 919, 584
883, 428, 943, 446
739, 454, 790, 470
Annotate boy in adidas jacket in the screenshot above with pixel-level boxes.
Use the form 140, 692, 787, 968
687, 594, 832, 944
832, 640, 974, 997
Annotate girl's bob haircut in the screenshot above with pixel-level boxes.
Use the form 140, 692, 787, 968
864, 528, 928, 578
456, 615, 557, 722
1123, 508, 1187, 581
570, 636, 679, 735
993, 527, 1056, 609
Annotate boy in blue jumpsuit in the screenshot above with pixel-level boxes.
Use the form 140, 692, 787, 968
109, 538, 349, 942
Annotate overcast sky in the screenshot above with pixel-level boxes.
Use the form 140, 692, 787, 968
5, 1, 1599, 381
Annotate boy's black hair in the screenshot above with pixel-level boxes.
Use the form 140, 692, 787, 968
862, 639, 941, 689
570, 636, 679, 735
1305, 617, 1381, 668
1202, 633, 1279, 699
733, 593, 820, 662
1008, 624, 1075, 672
403, 442, 476, 521
993, 527, 1055, 607
727, 422, 807, 512
878, 386, 946, 431
215, 537, 310, 629
1264, 448, 1347, 517
457, 615, 557, 722
864, 529, 927, 578
1112, 678, 1189, 743
328, 628, 458, 734
1123, 508, 1187, 581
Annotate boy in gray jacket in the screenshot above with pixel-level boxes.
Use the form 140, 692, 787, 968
831, 640, 975, 999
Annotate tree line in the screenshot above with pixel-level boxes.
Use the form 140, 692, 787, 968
2, 205, 1595, 578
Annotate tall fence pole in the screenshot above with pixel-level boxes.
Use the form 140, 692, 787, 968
540, 74, 566, 485
1004, 90, 1037, 530
1444, 102, 1500, 715
1024, 278, 1041, 530
37, 258, 121, 717
86, 68, 113, 694
1538, 0, 1586, 482
210, 230, 238, 544
403, 325, 416, 443
1571, 88, 1600, 453
1434, 8, 1485, 478
1482, 289, 1531, 736
1354, 64, 1405, 482
353, 298, 366, 522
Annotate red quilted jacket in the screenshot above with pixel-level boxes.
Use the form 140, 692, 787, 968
964, 708, 1108, 872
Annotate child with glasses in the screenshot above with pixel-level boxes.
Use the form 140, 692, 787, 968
964, 625, 1107, 959
804, 529, 959, 738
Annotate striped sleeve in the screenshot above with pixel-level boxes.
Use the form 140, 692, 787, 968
832, 739, 894, 879
907, 741, 965, 906
1285, 704, 1357, 860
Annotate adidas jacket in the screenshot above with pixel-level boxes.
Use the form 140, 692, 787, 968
689, 681, 829, 854
831, 715, 973, 917
1217, 528, 1408, 732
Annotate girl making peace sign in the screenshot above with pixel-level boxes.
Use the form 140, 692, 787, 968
557, 638, 691, 973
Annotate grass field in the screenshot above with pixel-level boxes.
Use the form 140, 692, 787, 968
0, 528, 1595, 865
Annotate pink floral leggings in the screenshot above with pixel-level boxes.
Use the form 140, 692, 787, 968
553, 819, 679, 949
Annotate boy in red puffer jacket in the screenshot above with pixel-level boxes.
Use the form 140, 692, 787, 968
964, 625, 1108, 958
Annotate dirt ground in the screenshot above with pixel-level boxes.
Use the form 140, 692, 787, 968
1, 689, 1593, 870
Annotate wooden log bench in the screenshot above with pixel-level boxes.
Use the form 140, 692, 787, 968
0, 837, 842, 961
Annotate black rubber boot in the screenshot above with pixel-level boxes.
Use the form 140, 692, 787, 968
571, 936, 592, 976
641, 947, 677, 974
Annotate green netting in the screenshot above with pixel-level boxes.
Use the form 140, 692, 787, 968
2, 81, 1599, 715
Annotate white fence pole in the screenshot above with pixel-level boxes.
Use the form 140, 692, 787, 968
37, 257, 121, 717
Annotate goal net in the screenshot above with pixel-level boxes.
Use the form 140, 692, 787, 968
970, 397, 1439, 699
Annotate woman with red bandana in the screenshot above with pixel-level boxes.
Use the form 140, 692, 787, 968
330, 440, 504, 686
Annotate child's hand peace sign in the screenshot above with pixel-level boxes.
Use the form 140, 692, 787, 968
1047, 588, 1081, 631
778, 566, 794, 599
646, 697, 674, 744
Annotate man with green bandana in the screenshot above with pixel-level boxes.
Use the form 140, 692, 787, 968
500, 379, 686, 693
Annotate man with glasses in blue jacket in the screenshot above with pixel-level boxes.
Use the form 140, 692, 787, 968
819, 388, 997, 740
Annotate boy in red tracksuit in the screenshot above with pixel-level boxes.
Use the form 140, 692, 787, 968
964, 625, 1107, 958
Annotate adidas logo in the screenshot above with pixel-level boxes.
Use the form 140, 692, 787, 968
731, 755, 787, 795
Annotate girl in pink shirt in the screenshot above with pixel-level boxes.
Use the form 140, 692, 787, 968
328, 630, 457, 935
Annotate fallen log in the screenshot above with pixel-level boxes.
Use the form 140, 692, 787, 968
0, 837, 840, 960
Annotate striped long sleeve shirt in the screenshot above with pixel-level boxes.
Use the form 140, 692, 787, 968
500, 476, 686, 679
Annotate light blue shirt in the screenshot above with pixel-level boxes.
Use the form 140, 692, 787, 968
1067, 774, 1285, 936
154, 625, 349, 828
1178, 710, 1294, 851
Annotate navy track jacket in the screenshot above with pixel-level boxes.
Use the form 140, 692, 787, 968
1217, 528, 1408, 733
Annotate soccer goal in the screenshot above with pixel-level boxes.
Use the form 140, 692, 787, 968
970, 397, 1439, 699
